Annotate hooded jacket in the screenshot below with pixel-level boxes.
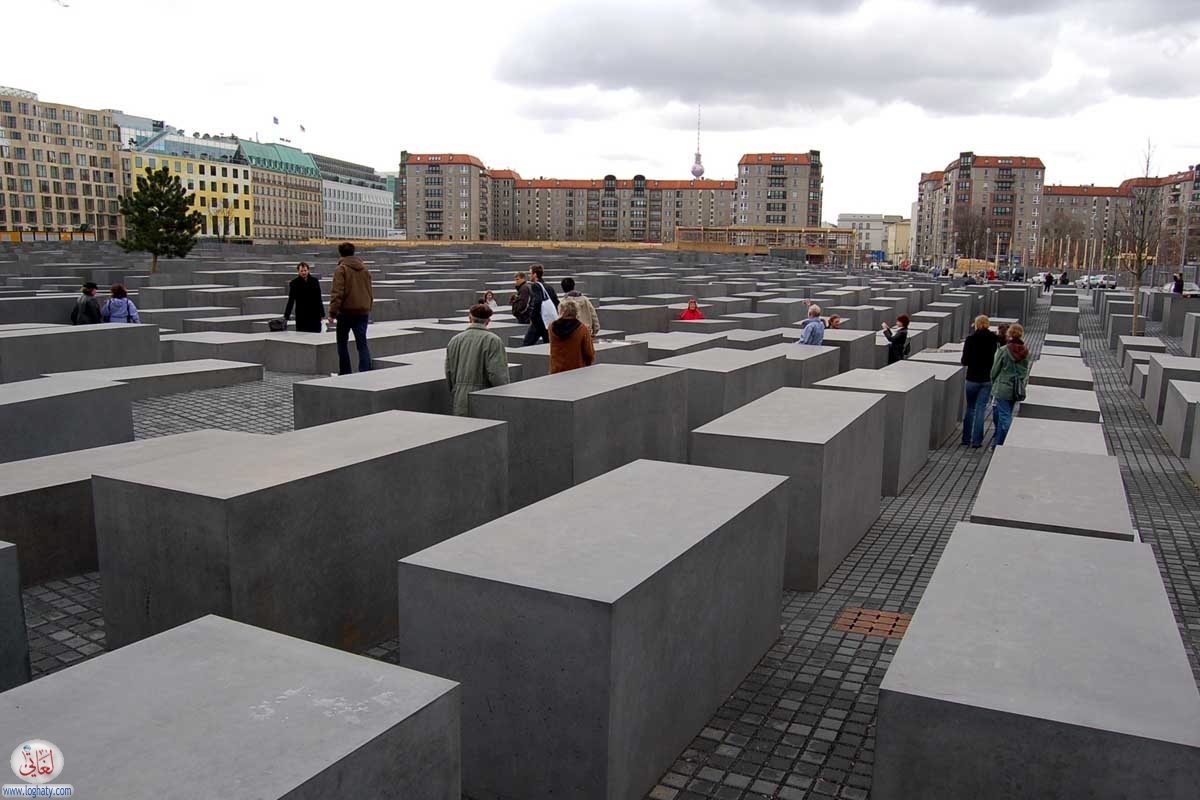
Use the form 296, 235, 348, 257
564, 290, 602, 335
990, 339, 1031, 402
961, 328, 1000, 383
328, 256, 373, 316
678, 307, 705, 320
445, 324, 510, 416
549, 317, 595, 374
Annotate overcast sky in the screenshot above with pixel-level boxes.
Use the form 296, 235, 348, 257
8, 0, 1200, 221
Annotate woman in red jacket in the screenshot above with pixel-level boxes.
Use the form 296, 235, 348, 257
677, 298, 705, 320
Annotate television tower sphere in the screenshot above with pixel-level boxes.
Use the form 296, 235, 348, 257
691, 153, 705, 179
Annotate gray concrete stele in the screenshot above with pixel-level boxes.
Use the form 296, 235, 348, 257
0, 540, 30, 691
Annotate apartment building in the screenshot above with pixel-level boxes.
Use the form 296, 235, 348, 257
837, 212, 904, 261
311, 153, 393, 240
912, 151, 1045, 268
402, 152, 489, 241
129, 151, 253, 239
736, 152, 823, 228
237, 140, 323, 241
0, 87, 124, 240
886, 218, 911, 264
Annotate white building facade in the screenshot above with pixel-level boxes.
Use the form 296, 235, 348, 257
321, 181, 394, 240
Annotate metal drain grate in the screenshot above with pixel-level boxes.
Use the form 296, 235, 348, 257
831, 607, 912, 640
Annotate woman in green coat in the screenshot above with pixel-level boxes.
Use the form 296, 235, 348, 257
990, 322, 1031, 448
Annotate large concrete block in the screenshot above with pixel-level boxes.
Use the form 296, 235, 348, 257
883, 360, 966, 447
996, 287, 1029, 320
1044, 334, 1081, 348
1144, 354, 1200, 425
0, 324, 161, 383
757, 296, 810, 324
692, 388, 884, 589
814, 369, 934, 495
396, 460, 788, 800
1050, 290, 1079, 308
0, 615, 462, 799
1124, 349, 1155, 384
1162, 379, 1200, 458
1106, 313, 1134, 349
0, 376, 133, 463
722, 329, 785, 350
263, 328, 428, 374
1133, 363, 1150, 398
1004, 418, 1108, 455
626, 332, 728, 360
1017, 385, 1101, 424
136, 305, 240, 330
910, 311, 953, 346
163, 331, 267, 364
181, 313, 284, 333
1028, 355, 1094, 391
667, 318, 740, 334
294, 363, 454, 426
875, 524, 1200, 800
819, 328, 878, 371
503, 339, 648, 379
135, 283, 224, 309
971, 446, 1135, 540
594, 304, 670, 334
43, 359, 262, 400
1183, 313, 1200, 358
720, 312, 783, 331
0, 430, 253, 587
1163, 293, 1200, 336
94, 411, 508, 649
760, 342, 842, 387
469, 364, 686, 507
1048, 306, 1080, 335
683, 296, 751, 315
0, 540, 30, 691
649, 347, 786, 431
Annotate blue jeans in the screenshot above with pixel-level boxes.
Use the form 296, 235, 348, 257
993, 397, 1014, 447
962, 380, 992, 445
335, 313, 371, 374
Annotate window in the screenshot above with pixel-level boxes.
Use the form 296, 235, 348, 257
135, 156, 143, 169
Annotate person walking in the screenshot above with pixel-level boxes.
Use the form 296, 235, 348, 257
101, 284, 140, 323
881, 314, 910, 364
444, 304, 511, 416
549, 299, 595, 374
990, 323, 1030, 449
1173, 272, 1185, 294
283, 262, 325, 333
798, 302, 825, 345
521, 263, 559, 346
327, 242, 373, 374
508, 272, 532, 324
70, 282, 102, 325
677, 298, 705, 320
560, 277, 601, 335
960, 315, 1000, 448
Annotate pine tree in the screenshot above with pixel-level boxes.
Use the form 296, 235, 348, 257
117, 166, 203, 274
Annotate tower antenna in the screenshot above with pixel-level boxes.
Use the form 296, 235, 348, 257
691, 105, 705, 179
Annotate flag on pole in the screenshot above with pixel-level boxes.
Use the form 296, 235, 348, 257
272, 116, 279, 125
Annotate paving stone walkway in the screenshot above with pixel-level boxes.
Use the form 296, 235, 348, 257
18, 290, 1200, 800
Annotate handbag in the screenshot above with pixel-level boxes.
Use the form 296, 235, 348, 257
1013, 375, 1027, 402
536, 282, 557, 329
268, 318, 286, 332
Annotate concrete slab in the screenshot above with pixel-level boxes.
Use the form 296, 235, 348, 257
396, 460, 788, 800
1004, 418, 1108, 456
593, 304, 670, 334
181, 313, 284, 333
1106, 314, 1133, 349
135, 283, 225, 309
136, 305, 241, 330
814, 369, 934, 495
720, 312, 783, 331
722, 329, 785, 350
0, 376, 133, 463
692, 388, 885, 589
1044, 334, 1080, 347
1048, 306, 1080, 335
1163, 293, 1200, 336
94, 411, 508, 649
1162, 379, 1200, 459
1134, 363, 1150, 398
883, 360, 967, 447
1017, 385, 1102, 424
759, 343, 842, 387
262, 328, 429, 374
162, 331, 266, 365
43, 359, 262, 400
1028, 355, 1094, 391
0, 615, 462, 798
649, 347, 787, 432
818, 328, 878, 371
1040, 345, 1081, 359
668, 318, 741, 334
503, 339, 648, 379
0, 324, 161, 383
1183, 313, 1200, 358
626, 332, 728, 361
972, 446, 1135, 540
0, 540, 30, 691
874, 524, 1200, 800
1116, 335, 1166, 366
1144, 354, 1200, 424
469, 364, 687, 507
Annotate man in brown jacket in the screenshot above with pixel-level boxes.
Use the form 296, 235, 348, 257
549, 299, 595, 374
327, 242, 374, 374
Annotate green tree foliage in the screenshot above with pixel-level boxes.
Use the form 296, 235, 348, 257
117, 166, 203, 273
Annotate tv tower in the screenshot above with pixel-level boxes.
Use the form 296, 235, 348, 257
690, 105, 705, 179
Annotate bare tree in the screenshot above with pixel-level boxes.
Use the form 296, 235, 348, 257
1042, 207, 1085, 269
953, 206, 988, 262
1115, 140, 1164, 337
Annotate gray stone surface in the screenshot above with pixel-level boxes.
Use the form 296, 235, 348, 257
503, 339, 648, 379
819, 328, 879, 371
1041, 345, 1082, 358
135, 283, 224, 309
43, 359, 263, 401
971, 446, 1135, 540
910, 311, 953, 346
1106, 313, 1133, 348
1017, 385, 1102, 424
396, 460, 788, 800
1116, 334, 1167, 365
667, 318, 740, 334
593, 304, 669, 334
1050, 290, 1079, 308
1134, 363, 1150, 398
720, 312, 783, 331
722, 329, 785, 350
1004, 418, 1108, 455
1144, 354, 1200, 425
692, 388, 885, 589
759, 342, 842, 387
1184, 312, 1200, 358
875, 524, 1200, 800
1028, 355, 1094, 391
1124, 349, 1155, 384
1048, 306, 1080, 335
181, 313, 283, 333
997, 287, 1029, 320
0, 324, 161, 383
163, 331, 266, 365
0, 540, 30, 691
883, 360, 966, 447
136, 305, 241, 330
470, 364, 687, 507
1044, 333, 1081, 347
1162, 379, 1200, 459
650, 347, 786, 432
1163, 293, 1200, 336
94, 411, 508, 649
0, 376, 133, 463
0, 615, 462, 799
626, 331, 728, 360
815, 369, 934, 495
293, 362, 454, 426
0, 430, 254, 587
757, 297, 810, 324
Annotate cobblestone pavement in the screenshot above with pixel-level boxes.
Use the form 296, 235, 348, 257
19, 291, 1200, 799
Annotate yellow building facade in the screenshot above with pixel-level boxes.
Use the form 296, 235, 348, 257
129, 151, 253, 239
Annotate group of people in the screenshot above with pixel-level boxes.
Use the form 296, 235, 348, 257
71, 282, 141, 324
279, 241, 376, 375
959, 316, 1030, 449
797, 301, 908, 362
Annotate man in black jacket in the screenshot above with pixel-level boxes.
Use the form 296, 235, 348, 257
960, 315, 1000, 447
283, 262, 326, 332
70, 282, 102, 325
521, 263, 559, 346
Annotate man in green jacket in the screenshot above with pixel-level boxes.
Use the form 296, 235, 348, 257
445, 304, 511, 416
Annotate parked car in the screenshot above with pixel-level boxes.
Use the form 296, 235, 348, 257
1097, 275, 1118, 288
1031, 271, 1049, 285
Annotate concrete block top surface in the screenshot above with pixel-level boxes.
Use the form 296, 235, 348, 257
815, 368, 934, 394
882, 360, 965, 381
1148, 353, 1200, 371
42, 359, 260, 382
0, 323, 157, 340
298, 361, 443, 390
95, 410, 505, 498
626, 332, 727, 349
1003, 418, 1108, 455
401, 459, 786, 604
0, 375, 125, 404
1022, 384, 1101, 412
650, 346, 784, 373
971, 445, 1134, 540
0, 615, 459, 796
761, 342, 841, 362
909, 352, 964, 366
819, 329, 877, 343
693, 387, 884, 444
472, 362, 677, 402
1169, 379, 1200, 402
1030, 355, 1093, 381
882, 523, 1200, 747
161, 331, 266, 344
